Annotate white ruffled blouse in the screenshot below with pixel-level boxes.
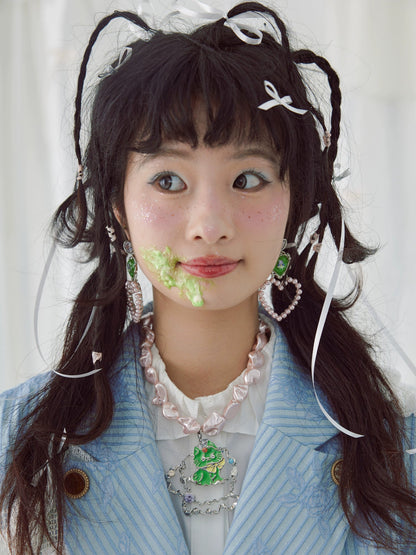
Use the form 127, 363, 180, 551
144, 317, 276, 555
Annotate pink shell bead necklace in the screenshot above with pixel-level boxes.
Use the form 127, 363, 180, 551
140, 314, 270, 436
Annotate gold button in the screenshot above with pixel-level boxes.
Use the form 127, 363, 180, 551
331, 459, 342, 486
64, 469, 89, 499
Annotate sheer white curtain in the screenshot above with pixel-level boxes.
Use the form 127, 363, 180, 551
1, 0, 415, 405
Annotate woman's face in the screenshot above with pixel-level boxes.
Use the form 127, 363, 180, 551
121, 139, 290, 312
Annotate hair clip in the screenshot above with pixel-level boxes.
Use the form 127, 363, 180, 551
76, 164, 83, 182
98, 46, 133, 79
258, 81, 308, 115
323, 131, 331, 148
310, 232, 322, 253
92, 351, 103, 365
105, 225, 117, 243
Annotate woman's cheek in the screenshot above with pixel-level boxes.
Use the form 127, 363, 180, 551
238, 199, 289, 232
127, 200, 180, 231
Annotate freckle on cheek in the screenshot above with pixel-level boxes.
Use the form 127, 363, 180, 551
242, 203, 286, 226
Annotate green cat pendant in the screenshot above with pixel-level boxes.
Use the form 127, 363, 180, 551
165, 433, 239, 516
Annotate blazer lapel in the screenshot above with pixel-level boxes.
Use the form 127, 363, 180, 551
224, 320, 349, 554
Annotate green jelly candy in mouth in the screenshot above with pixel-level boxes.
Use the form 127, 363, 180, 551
140, 246, 206, 307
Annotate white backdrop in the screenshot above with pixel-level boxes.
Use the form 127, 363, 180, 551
1, 0, 415, 408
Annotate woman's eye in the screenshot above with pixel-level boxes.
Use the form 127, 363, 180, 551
150, 173, 186, 192
233, 171, 270, 190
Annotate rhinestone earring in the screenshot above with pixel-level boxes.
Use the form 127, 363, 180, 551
123, 241, 143, 323
258, 240, 302, 322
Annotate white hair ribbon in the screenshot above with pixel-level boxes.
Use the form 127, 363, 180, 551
332, 167, 351, 185
258, 80, 308, 115
51, 322, 102, 378
35, 240, 99, 375
311, 215, 364, 439
34, 242, 57, 365
135, 0, 173, 31
175, 0, 267, 45
137, 0, 153, 20
98, 46, 133, 79
224, 15, 263, 46
53, 366, 102, 379
176, 0, 222, 21
343, 266, 416, 454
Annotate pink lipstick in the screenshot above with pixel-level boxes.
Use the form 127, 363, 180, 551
180, 256, 239, 278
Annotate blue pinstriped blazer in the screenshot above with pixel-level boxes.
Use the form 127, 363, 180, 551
1, 318, 415, 554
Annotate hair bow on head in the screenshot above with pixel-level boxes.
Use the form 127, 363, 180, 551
98, 46, 133, 79
258, 80, 308, 115
174, 0, 278, 45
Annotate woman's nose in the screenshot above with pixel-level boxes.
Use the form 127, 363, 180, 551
185, 189, 235, 245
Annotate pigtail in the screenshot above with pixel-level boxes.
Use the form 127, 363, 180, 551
275, 43, 416, 553
0, 11, 154, 555
291, 48, 373, 266
293, 50, 341, 164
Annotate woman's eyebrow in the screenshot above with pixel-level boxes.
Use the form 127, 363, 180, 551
130, 146, 192, 161
128, 146, 192, 169
231, 147, 279, 165
129, 145, 279, 166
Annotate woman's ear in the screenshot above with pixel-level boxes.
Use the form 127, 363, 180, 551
112, 205, 130, 240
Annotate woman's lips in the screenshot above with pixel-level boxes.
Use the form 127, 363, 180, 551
179, 256, 239, 278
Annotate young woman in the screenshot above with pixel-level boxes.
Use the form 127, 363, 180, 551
1, 2, 415, 553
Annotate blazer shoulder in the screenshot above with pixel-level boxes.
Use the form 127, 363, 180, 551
0, 373, 50, 467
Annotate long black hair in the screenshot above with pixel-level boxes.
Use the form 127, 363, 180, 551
1, 3, 415, 553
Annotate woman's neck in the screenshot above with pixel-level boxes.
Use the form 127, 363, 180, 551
151, 293, 259, 398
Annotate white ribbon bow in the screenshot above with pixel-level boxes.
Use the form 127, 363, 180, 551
258, 80, 308, 115
175, 0, 273, 45
224, 14, 263, 45
98, 46, 133, 79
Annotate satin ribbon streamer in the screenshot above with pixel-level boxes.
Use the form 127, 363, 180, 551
51, 310, 101, 378
53, 366, 102, 379
258, 80, 308, 115
311, 216, 364, 439
34, 241, 57, 366
344, 267, 416, 454
332, 167, 351, 185
34, 241, 100, 377
135, 0, 172, 31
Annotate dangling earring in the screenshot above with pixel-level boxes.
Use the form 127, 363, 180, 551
123, 240, 143, 323
258, 240, 302, 322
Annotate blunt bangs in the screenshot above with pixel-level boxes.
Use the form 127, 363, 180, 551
94, 27, 308, 180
